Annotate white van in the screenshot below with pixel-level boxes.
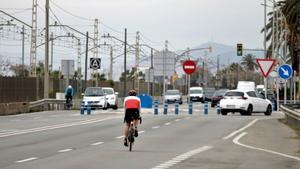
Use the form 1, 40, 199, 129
189, 87, 205, 103
237, 81, 255, 91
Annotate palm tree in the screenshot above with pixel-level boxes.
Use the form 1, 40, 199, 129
240, 54, 258, 71
264, 0, 300, 72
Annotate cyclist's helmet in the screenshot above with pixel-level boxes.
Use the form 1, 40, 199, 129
68, 85, 72, 89
128, 89, 137, 96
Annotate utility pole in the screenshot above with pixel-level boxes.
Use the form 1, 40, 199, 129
150, 48, 154, 96
187, 47, 190, 102
77, 39, 82, 94
50, 32, 53, 71
84, 32, 89, 91
217, 55, 220, 89
135, 31, 140, 92
21, 25, 25, 76
124, 28, 127, 97
93, 19, 99, 86
109, 46, 113, 80
163, 40, 168, 96
44, 0, 49, 99
30, 0, 37, 76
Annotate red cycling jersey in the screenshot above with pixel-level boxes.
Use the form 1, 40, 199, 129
124, 96, 141, 109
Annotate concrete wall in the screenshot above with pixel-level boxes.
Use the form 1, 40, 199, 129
0, 102, 30, 115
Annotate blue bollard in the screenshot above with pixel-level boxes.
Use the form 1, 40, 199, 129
189, 101, 193, 115
80, 101, 85, 115
175, 100, 179, 115
154, 99, 159, 115
204, 101, 208, 115
217, 102, 221, 115
87, 101, 92, 115
272, 101, 276, 111
163, 100, 168, 115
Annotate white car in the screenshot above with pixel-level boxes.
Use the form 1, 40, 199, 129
189, 87, 205, 103
82, 87, 108, 109
102, 87, 118, 110
219, 90, 272, 116
164, 90, 183, 104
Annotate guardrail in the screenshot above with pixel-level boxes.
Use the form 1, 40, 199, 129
280, 105, 300, 129
30, 99, 67, 111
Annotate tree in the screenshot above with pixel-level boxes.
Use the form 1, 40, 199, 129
240, 54, 258, 71
0, 57, 10, 76
91, 72, 107, 81
10, 64, 29, 77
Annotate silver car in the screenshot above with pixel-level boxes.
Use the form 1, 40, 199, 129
164, 90, 183, 104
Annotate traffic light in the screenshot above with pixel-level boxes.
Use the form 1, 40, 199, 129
237, 43, 243, 56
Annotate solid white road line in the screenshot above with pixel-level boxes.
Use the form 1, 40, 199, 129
91, 142, 104, 146
233, 132, 300, 161
223, 119, 258, 140
151, 146, 213, 169
16, 157, 38, 163
58, 149, 73, 153
165, 122, 171, 126
152, 126, 160, 129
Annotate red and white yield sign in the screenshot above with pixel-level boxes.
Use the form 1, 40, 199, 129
183, 60, 196, 74
256, 58, 276, 78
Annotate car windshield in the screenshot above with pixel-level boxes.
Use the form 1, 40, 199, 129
165, 90, 180, 95
224, 91, 244, 97
213, 90, 228, 96
189, 89, 202, 94
84, 88, 104, 96
103, 89, 114, 95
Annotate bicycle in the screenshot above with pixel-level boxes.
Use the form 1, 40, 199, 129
127, 116, 142, 152
65, 97, 72, 110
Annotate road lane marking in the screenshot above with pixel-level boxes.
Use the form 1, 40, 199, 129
16, 157, 38, 163
58, 149, 73, 153
184, 117, 191, 120
151, 146, 213, 169
91, 142, 104, 146
223, 119, 258, 140
116, 135, 125, 139
233, 132, 300, 161
174, 119, 181, 122
165, 122, 171, 126
0, 116, 122, 138
138, 130, 145, 134
152, 126, 160, 129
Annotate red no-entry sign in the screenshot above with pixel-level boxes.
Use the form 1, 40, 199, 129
183, 60, 196, 74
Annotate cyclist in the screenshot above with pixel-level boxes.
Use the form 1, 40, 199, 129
123, 89, 141, 147
65, 85, 74, 107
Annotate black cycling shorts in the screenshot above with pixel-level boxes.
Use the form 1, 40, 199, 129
124, 108, 140, 124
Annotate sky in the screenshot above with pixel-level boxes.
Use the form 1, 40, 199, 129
0, 0, 272, 78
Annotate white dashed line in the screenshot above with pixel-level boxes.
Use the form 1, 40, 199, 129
151, 146, 213, 169
58, 149, 73, 153
174, 119, 181, 122
116, 135, 125, 139
233, 132, 300, 161
165, 122, 171, 126
91, 142, 104, 146
152, 126, 160, 129
223, 119, 258, 140
16, 157, 38, 163
138, 130, 145, 134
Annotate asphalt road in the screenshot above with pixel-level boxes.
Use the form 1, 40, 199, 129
0, 102, 299, 169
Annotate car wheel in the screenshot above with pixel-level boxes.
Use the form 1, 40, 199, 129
264, 105, 272, 116
211, 104, 215, 108
113, 105, 118, 110
221, 110, 227, 115
246, 105, 253, 116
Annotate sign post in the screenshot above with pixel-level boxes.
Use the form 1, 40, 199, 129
256, 59, 276, 99
183, 60, 196, 102
278, 64, 293, 104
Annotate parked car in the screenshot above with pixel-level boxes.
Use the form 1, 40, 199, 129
189, 87, 205, 103
204, 88, 216, 102
211, 89, 229, 107
237, 81, 255, 91
219, 90, 272, 116
164, 89, 183, 104
102, 87, 118, 110
82, 87, 108, 109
